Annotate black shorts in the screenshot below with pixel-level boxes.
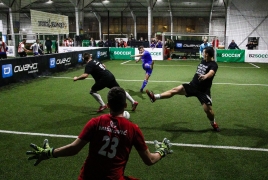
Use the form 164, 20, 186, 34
91, 76, 120, 92
0, 53, 7, 59
182, 83, 213, 106
18, 52, 27, 57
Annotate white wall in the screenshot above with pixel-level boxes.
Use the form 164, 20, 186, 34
226, 0, 268, 50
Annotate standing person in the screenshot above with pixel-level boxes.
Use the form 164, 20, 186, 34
0, 37, 8, 59
211, 37, 219, 49
55, 39, 58, 53
228, 40, 240, 49
246, 41, 255, 50
90, 37, 96, 47
199, 38, 211, 59
45, 37, 52, 54
97, 39, 104, 47
18, 39, 30, 57
73, 53, 139, 112
155, 40, 162, 48
30, 39, 44, 56
146, 47, 220, 132
130, 46, 154, 93
26, 86, 173, 180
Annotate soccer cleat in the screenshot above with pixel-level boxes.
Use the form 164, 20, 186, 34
97, 105, 107, 113
132, 101, 139, 111
211, 122, 220, 132
146, 89, 156, 103
140, 89, 143, 93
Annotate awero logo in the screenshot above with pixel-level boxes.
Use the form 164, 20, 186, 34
114, 51, 131, 55
14, 63, 38, 73
249, 54, 268, 58
221, 53, 241, 58
50, 58, 56, 68
150, 52, 161, 56
57, 57, 71, 65
2, 64, 13, 78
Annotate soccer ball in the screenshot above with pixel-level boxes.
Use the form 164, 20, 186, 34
123, 111, 130, 119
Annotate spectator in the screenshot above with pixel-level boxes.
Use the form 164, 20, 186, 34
30, 39, 44, 56
0, 37, 8, 59
55, 40, 58, 53
115, 39, 119, 47
228, 40, 240, 49
211, 37, 219, 49
39, 43, 44, 55
90, 38, 96, 47
97, 39, 104, 47
68, 38, 74, 47
18, 39, 30, 57
246, 41, 255, 50
155, 40, 162, 48
104, 39, 110, 47
45, 37, 52, 54
119, 39, 127, 48
150, 41, 156, 48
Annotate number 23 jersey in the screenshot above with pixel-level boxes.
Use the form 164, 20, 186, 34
78, 114, 148, 180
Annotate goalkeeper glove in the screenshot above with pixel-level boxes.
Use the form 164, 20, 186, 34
26, 139, 56, 166
154, 138, 173, 158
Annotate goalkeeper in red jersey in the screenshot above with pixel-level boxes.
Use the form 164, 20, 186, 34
26, 87, 173, 180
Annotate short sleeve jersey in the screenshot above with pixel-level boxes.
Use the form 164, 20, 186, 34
78, 114, 148, 180
85, 59, 113, 81
190, 59, 218, 92
142, 50, 153, 65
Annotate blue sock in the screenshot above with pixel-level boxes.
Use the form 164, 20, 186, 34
141, 80, 148, 90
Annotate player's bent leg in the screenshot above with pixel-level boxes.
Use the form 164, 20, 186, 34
150, 60, 154, 70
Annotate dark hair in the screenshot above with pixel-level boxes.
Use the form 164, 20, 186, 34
83, 53, 90, 61
138, 46, 144, 50
204, 47, 214, 58
107, 87, 126, 113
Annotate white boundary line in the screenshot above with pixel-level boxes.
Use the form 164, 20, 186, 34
122, 64, 258, 68
1, 130, 267, 152
45, 76, 268, 87
248, 63, 260, 68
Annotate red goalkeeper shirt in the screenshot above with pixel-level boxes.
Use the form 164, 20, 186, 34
78, 114, 148, 180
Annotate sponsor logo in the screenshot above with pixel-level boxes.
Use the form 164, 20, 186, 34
114, 51, 131, 55
176, 43, 183, 48
38, 19, 67, 29
2, 64, 13, 78
183, 44, 200, 48
56, 57, 71, 66
220, 53, 241, 58
14, 63, 38, 74
50, 58, 56, 68
78, 54, 83, 62
249, 54, 268, 58
98, 51, 108, 58
150, 52, 162, 56
97, 51, 101, 58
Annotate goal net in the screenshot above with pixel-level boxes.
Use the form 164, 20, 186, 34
161, 32, 218, 61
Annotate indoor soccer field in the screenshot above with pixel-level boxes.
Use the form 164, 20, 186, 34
1, 60, 268, 180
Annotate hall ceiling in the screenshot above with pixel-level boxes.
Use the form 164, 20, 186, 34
0, 0, 226, 18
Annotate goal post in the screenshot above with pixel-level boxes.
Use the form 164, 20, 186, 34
161, 32, 218, 61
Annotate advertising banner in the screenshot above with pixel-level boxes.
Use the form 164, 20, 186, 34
135, 48, 163, 60
110, 48, 135, 60
216, 49, 245, 62
7, 46, 15, 57
245, 50, 268, 63
30, 10, 69, 34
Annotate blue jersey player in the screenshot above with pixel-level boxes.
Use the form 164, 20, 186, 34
131, 46, 154, 92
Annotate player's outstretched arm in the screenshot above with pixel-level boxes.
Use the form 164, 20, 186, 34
73, 73, 89, 81
138, 138, 173, 166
